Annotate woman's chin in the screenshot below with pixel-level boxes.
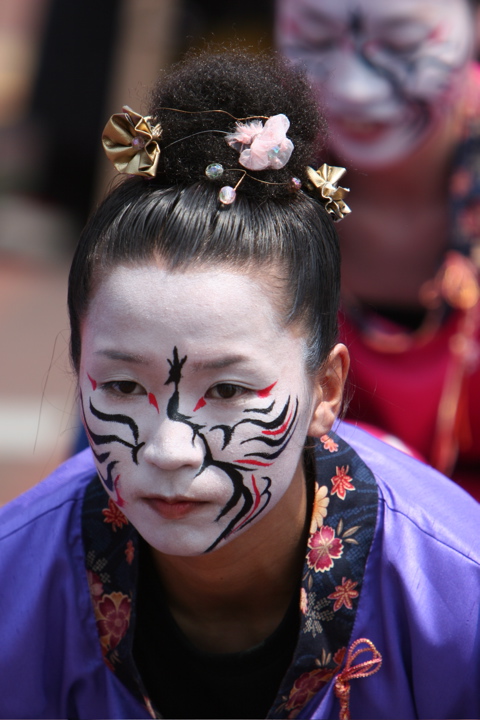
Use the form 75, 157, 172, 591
327, 121, 429, 170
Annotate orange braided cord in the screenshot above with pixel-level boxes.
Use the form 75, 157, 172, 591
334, 638, 382, 720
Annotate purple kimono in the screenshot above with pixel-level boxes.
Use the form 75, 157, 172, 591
0, 422, 478, 719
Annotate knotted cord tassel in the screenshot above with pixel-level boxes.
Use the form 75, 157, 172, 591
334, 638, 382, 720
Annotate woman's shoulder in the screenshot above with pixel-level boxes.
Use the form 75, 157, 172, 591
0, 449, 97, 543
334, 422, 480, 720
0, 450, 148, 719
336, 420, 480, 563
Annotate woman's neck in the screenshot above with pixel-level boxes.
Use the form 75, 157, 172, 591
150, 461, 309, 654
347, 107, 462, 204
336, 108, 465, 309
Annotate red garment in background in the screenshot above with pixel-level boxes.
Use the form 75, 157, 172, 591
341, 306, 480, 501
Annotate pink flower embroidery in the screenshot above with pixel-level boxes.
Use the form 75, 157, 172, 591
87, 570, 104, 599
95, 591, 131, 651
321, 434, 339, 453
328, 577, 359, 611
125, 539, 135, 565
307, 526, 344, 573
310, 483, 329, 533
102, 497, 128, 531
330, 466, 355, 500
285, 667, 334, 716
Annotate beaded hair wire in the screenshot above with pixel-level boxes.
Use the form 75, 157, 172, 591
102, 105, 351, 220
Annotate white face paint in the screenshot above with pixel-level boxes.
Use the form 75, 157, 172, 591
80, 263, 318, 557
276, 0, 476, 167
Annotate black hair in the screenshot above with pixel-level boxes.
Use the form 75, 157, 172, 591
68, 49, 341, 375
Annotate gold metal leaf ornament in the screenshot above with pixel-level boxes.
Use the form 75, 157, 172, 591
306, 164, 351, 221
102, 105, 162, 178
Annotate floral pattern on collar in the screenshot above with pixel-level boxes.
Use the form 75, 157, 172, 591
81, 430, 379, 719
269, 431, 378, 718
81, 480, 149, 712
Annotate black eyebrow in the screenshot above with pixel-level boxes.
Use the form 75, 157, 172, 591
376, 17, 431, 31
94, 350, 248, 371
298, 7, 341, 27
190, 355, 246, 371
94, 349, 151, 364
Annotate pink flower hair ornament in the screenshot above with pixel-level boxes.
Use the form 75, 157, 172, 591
101, 105, 352, 220
225, 113, 294, 171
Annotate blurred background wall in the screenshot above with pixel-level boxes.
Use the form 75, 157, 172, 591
0, 0, 274, 503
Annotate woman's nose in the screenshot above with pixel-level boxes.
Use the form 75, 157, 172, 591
143, 417, 205, 471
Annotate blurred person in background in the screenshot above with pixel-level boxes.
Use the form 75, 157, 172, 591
276, 0, 480, 499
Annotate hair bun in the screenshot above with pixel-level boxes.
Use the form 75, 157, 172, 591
148, 48, 325, 201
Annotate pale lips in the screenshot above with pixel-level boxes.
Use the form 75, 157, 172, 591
331, 116, 392, 140
146, 495, 208, 520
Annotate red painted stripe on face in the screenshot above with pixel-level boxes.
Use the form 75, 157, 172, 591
87, 373, 97, 391
428, 23, 444, 42
251, 475, 261, 509
262, 410, 292, 436
235, 459, 273, 467
148, 393, 159, 413
114, 475, 126, 507
193, 397, 207, 412
236, 475, 261, 530
257, 381, 277, 398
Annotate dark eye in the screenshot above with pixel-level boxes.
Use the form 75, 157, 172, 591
206, 383, 246, 400
284, 40, 337, 64
117, 381, 139, 394
380, 39, 421, 55
103, 380, 146, 396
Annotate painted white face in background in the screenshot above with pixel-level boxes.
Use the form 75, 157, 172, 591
80, 263, 320, 557
276, 0, 476, 168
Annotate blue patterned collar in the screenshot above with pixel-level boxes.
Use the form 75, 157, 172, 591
82, 431, 379, 718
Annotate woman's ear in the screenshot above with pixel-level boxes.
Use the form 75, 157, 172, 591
308, 343, 350, 437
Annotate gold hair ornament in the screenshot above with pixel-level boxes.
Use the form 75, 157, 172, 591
101, 107, 352, 221
102, 106, 162, 178
306, 164, 351, 221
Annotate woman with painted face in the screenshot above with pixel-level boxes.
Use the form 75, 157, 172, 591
277, 0, 480, 498
0, 49, 479, 720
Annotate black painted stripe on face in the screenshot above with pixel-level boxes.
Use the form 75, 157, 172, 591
165, 347, 206, 437
234, 476, 272, 533
89, 398, 141, 444
244, 400, 275, 415
241, 398, 299, 457
91, 448, 110, 465
98, 460, 119, 492
211, 397, 291, 450
82, 395, 145, 465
